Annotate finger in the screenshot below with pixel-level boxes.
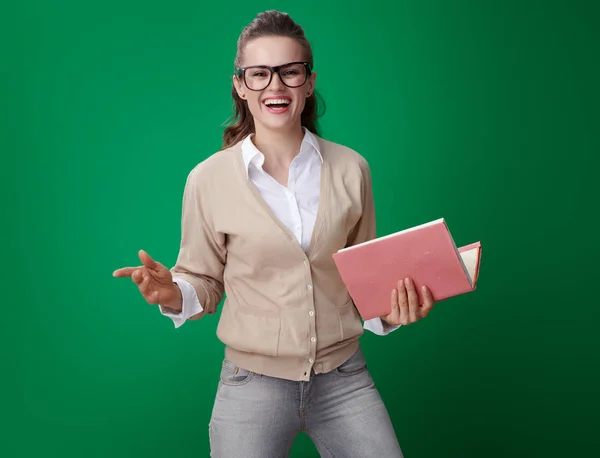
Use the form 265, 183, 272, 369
149, 290, 160, 303
136, 272, 150, 296
397, 279, 409, 325
405, 277, 420, 322
113, 267, 140, 278
131, 269, 143, 285
420, 285, 435, 318
139, 250, 158, 270
138, 271, 151, 296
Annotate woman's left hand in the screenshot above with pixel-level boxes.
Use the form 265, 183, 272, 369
381, 277, 435, 325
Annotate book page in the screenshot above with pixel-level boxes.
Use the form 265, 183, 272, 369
459, 247, 480, 287
339, 218, 445, 252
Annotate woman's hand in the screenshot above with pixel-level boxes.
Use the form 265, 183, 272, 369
381, 277, 435, 326
113, 250, 182, 312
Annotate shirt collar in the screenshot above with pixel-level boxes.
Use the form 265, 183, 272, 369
241, 127, 323, 177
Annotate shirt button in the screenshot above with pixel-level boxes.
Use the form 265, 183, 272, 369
307, 284, 313, 291
303, 260, 309, 266
309, 358, 314, 363
311, 337, 316, 343
309, 310, 314, 316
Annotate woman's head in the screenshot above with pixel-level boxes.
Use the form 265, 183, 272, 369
222, 11, 324, 148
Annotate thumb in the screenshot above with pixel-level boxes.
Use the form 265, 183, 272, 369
139, 250, 157, 270
139, 250, 172, 283
392, 288, 400, 315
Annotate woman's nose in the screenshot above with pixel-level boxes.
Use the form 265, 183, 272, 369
267, 71, 285, 90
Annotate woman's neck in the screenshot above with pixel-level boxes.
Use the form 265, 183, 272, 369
252, 123, 305, 168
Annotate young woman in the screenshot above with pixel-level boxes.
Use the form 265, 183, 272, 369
114, 10, 435, 458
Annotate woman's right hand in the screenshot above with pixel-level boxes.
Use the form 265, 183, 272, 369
113, 250, 182, 312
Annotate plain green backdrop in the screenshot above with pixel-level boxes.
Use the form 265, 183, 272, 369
2, 0, 599, 457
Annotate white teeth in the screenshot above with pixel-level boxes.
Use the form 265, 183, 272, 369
264, 99, 290, 105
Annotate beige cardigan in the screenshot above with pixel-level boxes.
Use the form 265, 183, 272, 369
171, 135, 377, 381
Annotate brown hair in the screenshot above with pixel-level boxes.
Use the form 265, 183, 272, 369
221, 10, 325, 149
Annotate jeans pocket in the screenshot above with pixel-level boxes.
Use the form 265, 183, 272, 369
219, 359, 255, 386
334, 348, 368, 377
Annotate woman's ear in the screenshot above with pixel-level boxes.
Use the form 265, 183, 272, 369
306, 71, 317, 97
232, 75, 246, 99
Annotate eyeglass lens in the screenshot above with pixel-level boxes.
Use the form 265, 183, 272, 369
244, 63, 307, 90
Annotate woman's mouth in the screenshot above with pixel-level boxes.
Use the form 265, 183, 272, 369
263, 97, 291, 114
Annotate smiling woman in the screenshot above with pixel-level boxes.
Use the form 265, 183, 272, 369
230, 35, 316, 152
112, 9, 435, 458
223, 12, 323, 150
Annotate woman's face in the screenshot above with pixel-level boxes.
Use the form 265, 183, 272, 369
233, 36, 316, 134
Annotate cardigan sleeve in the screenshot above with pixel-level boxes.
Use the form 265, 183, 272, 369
346, 158, 377, 247
169, 165, 227, 318
344, 158, 401, 334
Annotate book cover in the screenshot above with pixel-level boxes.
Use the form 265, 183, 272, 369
332, 218, 482, 321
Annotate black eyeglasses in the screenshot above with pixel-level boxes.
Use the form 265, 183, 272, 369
235, 61, 312, 91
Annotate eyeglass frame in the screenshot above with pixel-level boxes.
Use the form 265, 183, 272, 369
234, 61, 313, 91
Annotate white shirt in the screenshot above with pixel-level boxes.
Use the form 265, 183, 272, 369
160, 129, 397, 336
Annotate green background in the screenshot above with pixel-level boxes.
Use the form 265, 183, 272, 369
2, 0, 598, 457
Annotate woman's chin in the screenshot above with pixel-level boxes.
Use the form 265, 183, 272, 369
257, 115, 301, 132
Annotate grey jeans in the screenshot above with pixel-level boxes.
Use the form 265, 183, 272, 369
208, 347, 403, 457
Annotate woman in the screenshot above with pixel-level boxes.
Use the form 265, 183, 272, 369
113, 10, 435, 458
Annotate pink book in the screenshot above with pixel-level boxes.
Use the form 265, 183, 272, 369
332, 218, 482, 321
